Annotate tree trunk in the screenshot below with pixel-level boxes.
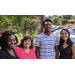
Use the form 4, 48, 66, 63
41, 15, 45, 33
22, 30, 26, 37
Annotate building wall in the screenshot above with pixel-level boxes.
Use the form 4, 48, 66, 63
65, 22, 75, 26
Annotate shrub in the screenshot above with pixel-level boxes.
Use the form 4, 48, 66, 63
3, 29, 18, 34
0, 32, 2, 35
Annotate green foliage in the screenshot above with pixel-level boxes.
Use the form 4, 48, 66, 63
60, 15, 72, 25
53, 15, 58, 17
73, 16, 75, 20
61, 15, 72, 20
60, 19, 68, 25
21, 17, 41, 36
52, 17, 59, 25
0, 15, 41, 36
3, 29, 18, 34
0, 15, 11, 27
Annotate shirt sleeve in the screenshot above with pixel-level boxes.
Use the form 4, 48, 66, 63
55, 37, 59, 46
0, 50, 7, 59
15, 47, 20, 57
32, 48, 37, 59
35, 36, 40, 47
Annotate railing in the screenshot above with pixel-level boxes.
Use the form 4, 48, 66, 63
0, 26, 5, 35
0, 26, 5, 32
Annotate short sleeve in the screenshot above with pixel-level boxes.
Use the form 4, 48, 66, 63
70, 42, 74, 47
55, 37, 59, 46
35, 36, 40, 47
15, 47, 24, 59
15, 47, 20, 56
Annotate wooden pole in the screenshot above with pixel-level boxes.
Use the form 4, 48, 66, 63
41, 15, 45, 33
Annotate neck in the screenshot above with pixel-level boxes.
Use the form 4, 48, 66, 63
23, 47, 30, 53
64, 40, 67, 44
44, 31, 51, 36
6, 48, 13, 51
23, 47, 30, 50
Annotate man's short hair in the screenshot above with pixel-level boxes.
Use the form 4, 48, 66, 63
43, 19, 52, 26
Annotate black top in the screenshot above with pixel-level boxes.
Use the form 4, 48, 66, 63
0, 49, 19, 59
58, 42, 74, 59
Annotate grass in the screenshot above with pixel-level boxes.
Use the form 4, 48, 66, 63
52, 25, 65, 27
53, 25, 74, 27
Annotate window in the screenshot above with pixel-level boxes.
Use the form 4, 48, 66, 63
68, 22, 70, 24
71, 22, 73, 24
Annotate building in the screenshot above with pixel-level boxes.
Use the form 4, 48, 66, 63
65, 19, 75, 26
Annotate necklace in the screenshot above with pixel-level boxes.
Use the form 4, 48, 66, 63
23, 48, 30, 59
24, 51, 30, 59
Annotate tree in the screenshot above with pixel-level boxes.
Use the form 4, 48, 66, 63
0, 15, 11, 28
58, 15, 62, 18
73, 15, 75, 20
60, 19, 68, 25
61, 15, 72, 20
21, 16, 41, 36
60, 15, 72, 25
45, 15, 52, 19
52, 17, 59, 25
53, 15, 57, 17
0, 15, 41, 36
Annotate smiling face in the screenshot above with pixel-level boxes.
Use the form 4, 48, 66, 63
44, 21, 52, 32
7, 35, 17, 49
60, 30, 69, 41
23, 39, 31, 48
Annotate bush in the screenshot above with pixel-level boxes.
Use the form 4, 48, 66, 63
3, 29, 18, 34
0, 32, 2, 35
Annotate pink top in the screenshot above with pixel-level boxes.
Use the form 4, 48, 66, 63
15, 47, 37, 59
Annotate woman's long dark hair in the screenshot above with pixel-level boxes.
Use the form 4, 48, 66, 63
59, 29, 72, 45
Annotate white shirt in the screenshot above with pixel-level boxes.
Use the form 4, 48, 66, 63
35, 32, 59, 59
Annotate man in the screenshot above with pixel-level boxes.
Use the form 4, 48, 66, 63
35, 19, 59, 59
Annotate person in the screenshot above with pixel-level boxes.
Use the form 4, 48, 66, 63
35, 19, 59, 59
15, 35, 37, 59
0, 32, 19, 59
58, 29, 75, 59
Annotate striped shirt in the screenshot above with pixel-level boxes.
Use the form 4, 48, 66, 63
35, 32, 59, 59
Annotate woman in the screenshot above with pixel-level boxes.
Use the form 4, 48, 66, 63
58, 29, 75, 59
15, 35, 37, 59
0, 32, 19, 59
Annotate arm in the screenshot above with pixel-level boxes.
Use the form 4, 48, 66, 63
15, 47, 21, 58
71, 44, 75, 59
55, 46, 59, 59
35, 46, 40, 59
0, 52, 5, 59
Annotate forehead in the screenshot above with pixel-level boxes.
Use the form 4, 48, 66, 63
45, 21, 52, 24
24, 38, 31, 41
61, 30, 68, 33
8, 35, 15, 39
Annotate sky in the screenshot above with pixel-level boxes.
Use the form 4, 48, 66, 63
45, 15, 74, 17
45, 15, 61, 17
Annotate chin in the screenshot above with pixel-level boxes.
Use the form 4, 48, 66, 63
7, 46, 14, 49
11, 47, 14, 49
46, 30, 50, 32
9, 47, 14, 49
63, 39, 67, 41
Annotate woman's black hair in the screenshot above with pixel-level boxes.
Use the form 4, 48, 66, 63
18, 35, 33, 49
59, 29, 72, 45
0, 32, 18, 49
43, 19, 52, 26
